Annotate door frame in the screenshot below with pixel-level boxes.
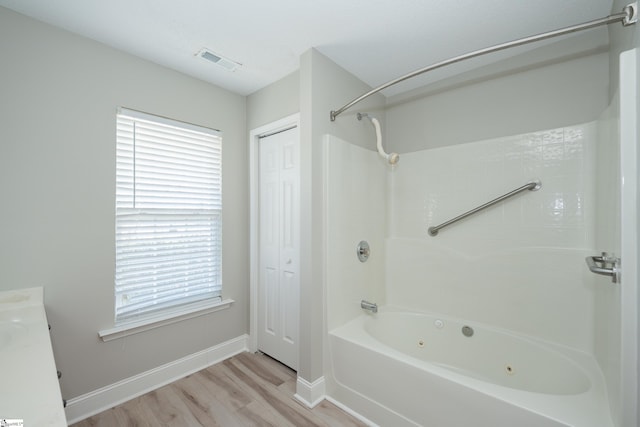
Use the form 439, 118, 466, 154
619, 48, 638, 427
249, 113, 300, 354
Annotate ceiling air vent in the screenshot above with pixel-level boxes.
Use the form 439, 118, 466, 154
196, 48, 241, 72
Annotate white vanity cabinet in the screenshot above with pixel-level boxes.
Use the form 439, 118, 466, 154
0, 287, 67, 426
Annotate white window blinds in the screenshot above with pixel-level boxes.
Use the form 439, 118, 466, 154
115, 108, 222, 322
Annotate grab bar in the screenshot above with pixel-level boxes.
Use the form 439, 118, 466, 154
428, 179, 542, 236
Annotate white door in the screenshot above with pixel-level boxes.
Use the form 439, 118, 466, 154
258, 127, 300, 370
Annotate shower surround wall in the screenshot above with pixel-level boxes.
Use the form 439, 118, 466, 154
323, 122, 606, 426
377, 43, 610, 360
324, 135, 387, 331
320, 42, 620, 424
387, 123, 597, 351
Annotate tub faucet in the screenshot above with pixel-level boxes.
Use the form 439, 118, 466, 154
361, 300, 378, 313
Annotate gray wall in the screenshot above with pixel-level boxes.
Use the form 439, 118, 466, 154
385, 34, 610, 153
247, 71, 299, 130
0, 7, 248, 399
298, 49, 385, 383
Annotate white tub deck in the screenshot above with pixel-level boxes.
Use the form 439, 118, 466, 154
327, 308, 613, 427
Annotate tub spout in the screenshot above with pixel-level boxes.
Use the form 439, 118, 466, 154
361, 300, 378, 313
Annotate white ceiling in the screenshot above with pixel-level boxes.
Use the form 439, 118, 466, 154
0, 0, 615, 97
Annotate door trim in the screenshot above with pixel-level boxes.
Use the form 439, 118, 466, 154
249, 113, 300, 354
619, 48, 638, 427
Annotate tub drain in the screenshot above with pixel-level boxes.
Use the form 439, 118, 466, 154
505, 365, 515, 375
417, 339, 425, 348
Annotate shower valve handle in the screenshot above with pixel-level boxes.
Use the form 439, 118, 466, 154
356, 241, 370, 262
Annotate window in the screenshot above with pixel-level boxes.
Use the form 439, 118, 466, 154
115, 108, 222, 323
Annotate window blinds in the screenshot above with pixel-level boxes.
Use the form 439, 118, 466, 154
115, 108, 222, 322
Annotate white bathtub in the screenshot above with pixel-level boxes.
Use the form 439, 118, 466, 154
327, 307, 613, 427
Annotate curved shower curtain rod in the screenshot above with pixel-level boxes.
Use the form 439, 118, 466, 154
330, 2, 638, 121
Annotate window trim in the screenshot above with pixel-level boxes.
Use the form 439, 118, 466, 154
117, 107, 222, 137
99, 298, 234, 342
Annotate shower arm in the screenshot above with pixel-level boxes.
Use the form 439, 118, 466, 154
330, 3, 638, 122
357, 112, 400, 165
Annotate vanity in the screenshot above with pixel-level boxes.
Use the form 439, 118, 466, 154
0, 287, 67, 426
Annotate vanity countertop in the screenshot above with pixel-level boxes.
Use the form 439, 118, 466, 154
0, 287, 67, 426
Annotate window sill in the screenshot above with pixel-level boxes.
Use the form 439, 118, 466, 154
98, 298, 234, 342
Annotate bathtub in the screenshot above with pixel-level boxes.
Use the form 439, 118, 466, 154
327, 307, 612, 427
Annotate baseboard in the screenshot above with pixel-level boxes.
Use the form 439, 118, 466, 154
294, 375, 326, 408
65, 334, 248, 424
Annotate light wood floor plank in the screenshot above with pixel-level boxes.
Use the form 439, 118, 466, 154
196, 365, 253, 410
118, 398, 161, 427
226, 356, 336, 427
72, 351, 367, 427
236, 400, 282, 427
140, 387, 202, 427
171, 376, 226, 426
221, 358, 311, 427
276, 375, 297, 396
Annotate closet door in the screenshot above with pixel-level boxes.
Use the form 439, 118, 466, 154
258, 127, 299, 370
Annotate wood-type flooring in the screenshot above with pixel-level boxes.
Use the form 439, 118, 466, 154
71, 351, 367, 426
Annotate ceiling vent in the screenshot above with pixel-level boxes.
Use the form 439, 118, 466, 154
196, 48, 241, 72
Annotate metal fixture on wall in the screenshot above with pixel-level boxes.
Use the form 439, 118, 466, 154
586, 252, 621, 283
357, 240, 370, 262
357, 113, 400, 165
428, 179, 541, 236
361, 299, 378, 313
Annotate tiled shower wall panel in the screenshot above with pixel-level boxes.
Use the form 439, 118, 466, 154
324, 135, 387, 331
387, 122, 597, 351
